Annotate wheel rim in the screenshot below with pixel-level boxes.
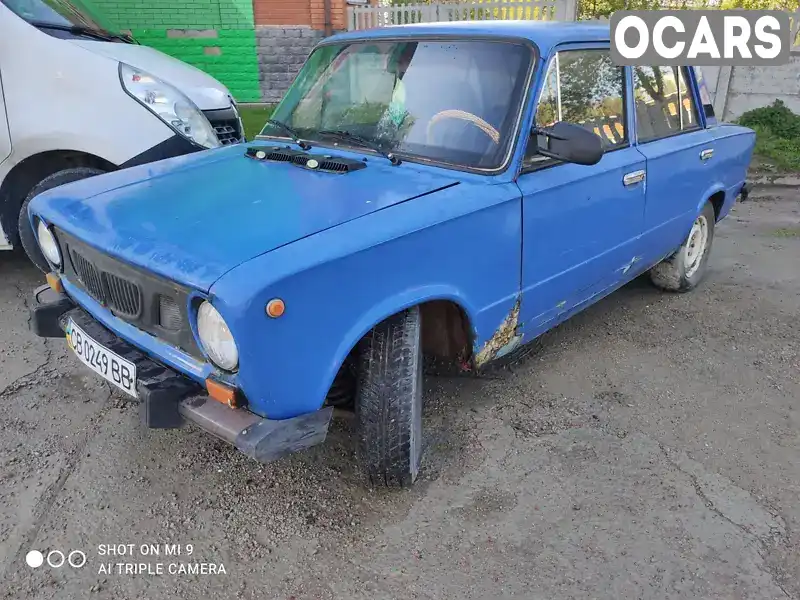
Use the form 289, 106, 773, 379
684, 215, 709, 278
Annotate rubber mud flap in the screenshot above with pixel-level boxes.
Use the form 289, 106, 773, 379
29, 284, 75, 338
234, 407, 334, 463
140, 383, 190, 429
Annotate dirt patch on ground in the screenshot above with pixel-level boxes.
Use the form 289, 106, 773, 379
0, 193, 798, 600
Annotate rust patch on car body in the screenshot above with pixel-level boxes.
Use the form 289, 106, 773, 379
474, 299, 521, 369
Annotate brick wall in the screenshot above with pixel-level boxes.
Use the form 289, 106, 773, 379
253, 0, 347, 102
93, 0, 348, 103
134, 30, 261, 102
94, 0, 261, 102
253, 0, 347, 30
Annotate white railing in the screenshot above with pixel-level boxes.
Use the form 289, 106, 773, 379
348, 2, 800, 50
347, 0, 577, 31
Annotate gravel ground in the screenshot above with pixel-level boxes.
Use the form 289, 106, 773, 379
0, 190, 798, 600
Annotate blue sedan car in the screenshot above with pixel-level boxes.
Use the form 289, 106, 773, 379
28, 21, 754, 487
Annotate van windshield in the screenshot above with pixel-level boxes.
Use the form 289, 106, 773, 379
2, 0, 131, 41
260, 39, 533, 171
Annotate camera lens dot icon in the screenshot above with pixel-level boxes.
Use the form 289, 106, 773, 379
26, 551, 44, 568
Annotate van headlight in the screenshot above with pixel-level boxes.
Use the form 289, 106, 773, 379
119, 63, 220, 149
197, 301, 238, 371
36, 221, 61, 267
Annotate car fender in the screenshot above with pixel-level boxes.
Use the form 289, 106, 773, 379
209, 181, 523, 420
697, 180, 727, 220
320, 284, 479, 407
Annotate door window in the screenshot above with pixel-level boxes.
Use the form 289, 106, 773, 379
525, 49, 627, 168
633, 66, 700, 143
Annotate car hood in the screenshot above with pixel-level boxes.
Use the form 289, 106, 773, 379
31, 144, 461, 292
70, 40, 232, 110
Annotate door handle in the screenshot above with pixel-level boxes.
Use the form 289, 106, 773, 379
623, 170, 645, 186
700, 148, 714, 161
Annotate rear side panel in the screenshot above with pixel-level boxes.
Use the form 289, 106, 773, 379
703, 124, 756, 221
636, 128, 716, 260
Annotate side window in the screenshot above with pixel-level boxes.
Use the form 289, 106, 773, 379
694, 66, 716, 119
633, 66, 700, 143
525, 49, 627, 167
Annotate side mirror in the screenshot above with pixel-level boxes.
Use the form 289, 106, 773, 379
532, 121, 604, 166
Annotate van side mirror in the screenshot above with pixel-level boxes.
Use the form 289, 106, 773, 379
532, 122, 604, 166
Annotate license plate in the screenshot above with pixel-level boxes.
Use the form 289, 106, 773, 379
65, 319, 138, 398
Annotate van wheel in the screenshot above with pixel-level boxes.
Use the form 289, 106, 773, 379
355, 306, 423, 488
18, 167, 106, 273
650, 202, 716, 292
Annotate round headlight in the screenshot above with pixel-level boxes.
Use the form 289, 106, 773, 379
36, 221, 61, 267
197, 301, 238, 371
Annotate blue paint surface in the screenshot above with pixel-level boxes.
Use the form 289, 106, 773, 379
28, 22, 755, 421
29, 143, 460, 291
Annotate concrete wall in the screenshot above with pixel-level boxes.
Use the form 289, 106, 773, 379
723, 56, 800, 120
698, 56, 800, 122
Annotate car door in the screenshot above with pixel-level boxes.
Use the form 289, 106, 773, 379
516, 44, 646, 337
631, 65, 714, 263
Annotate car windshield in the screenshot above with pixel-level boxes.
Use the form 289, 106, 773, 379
2, 0, 120, 35
260, 38, 533, 170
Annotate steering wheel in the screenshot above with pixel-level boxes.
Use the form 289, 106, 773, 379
426, 109, 501, 146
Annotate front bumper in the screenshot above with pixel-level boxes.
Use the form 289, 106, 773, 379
29, 284, 332, 464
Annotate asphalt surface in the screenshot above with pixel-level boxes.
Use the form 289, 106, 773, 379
0, 190, 798, 600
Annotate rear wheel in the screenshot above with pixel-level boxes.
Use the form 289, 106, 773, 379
18, 167, 106, 273
650, 202, 716, 293
355, 306, 423, 488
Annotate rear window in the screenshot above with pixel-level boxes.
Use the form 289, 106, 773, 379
633, 66, 700, 143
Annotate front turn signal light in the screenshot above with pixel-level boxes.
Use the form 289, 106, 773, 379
205, 377, 239, 408
46, 272, 63, 293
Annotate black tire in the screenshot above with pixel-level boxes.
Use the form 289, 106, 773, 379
355, 306, 423, 488
18, 167, 106, 273
650, 201, 717, 293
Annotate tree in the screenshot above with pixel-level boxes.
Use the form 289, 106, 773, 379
575, 0, 800, 19
719, 0, 797, 8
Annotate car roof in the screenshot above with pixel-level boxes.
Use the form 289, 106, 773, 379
324, 20, 611, 54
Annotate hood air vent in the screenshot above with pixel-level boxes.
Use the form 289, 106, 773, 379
245, 146, 367, 174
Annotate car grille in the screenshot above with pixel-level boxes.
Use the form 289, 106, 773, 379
103, 271, 142, 317
244, 146, 368, 174
71, 248, 143, 318
213, 124, 241, 146
203, 105, 244, 146
57, 229, 202, 360
70, 249, 104, 302
158, 295, 182, 330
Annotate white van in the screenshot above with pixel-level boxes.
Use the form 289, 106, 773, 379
0, 0, 244, 270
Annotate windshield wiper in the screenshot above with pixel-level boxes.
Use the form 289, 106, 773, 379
264, 119, 311, 150
318, 130, 401, 166
30, 21, 134, 43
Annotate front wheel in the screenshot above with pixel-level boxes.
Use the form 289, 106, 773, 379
18, 167, 106, 273
650, 202, 717, 293
355, 306, 423, 488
